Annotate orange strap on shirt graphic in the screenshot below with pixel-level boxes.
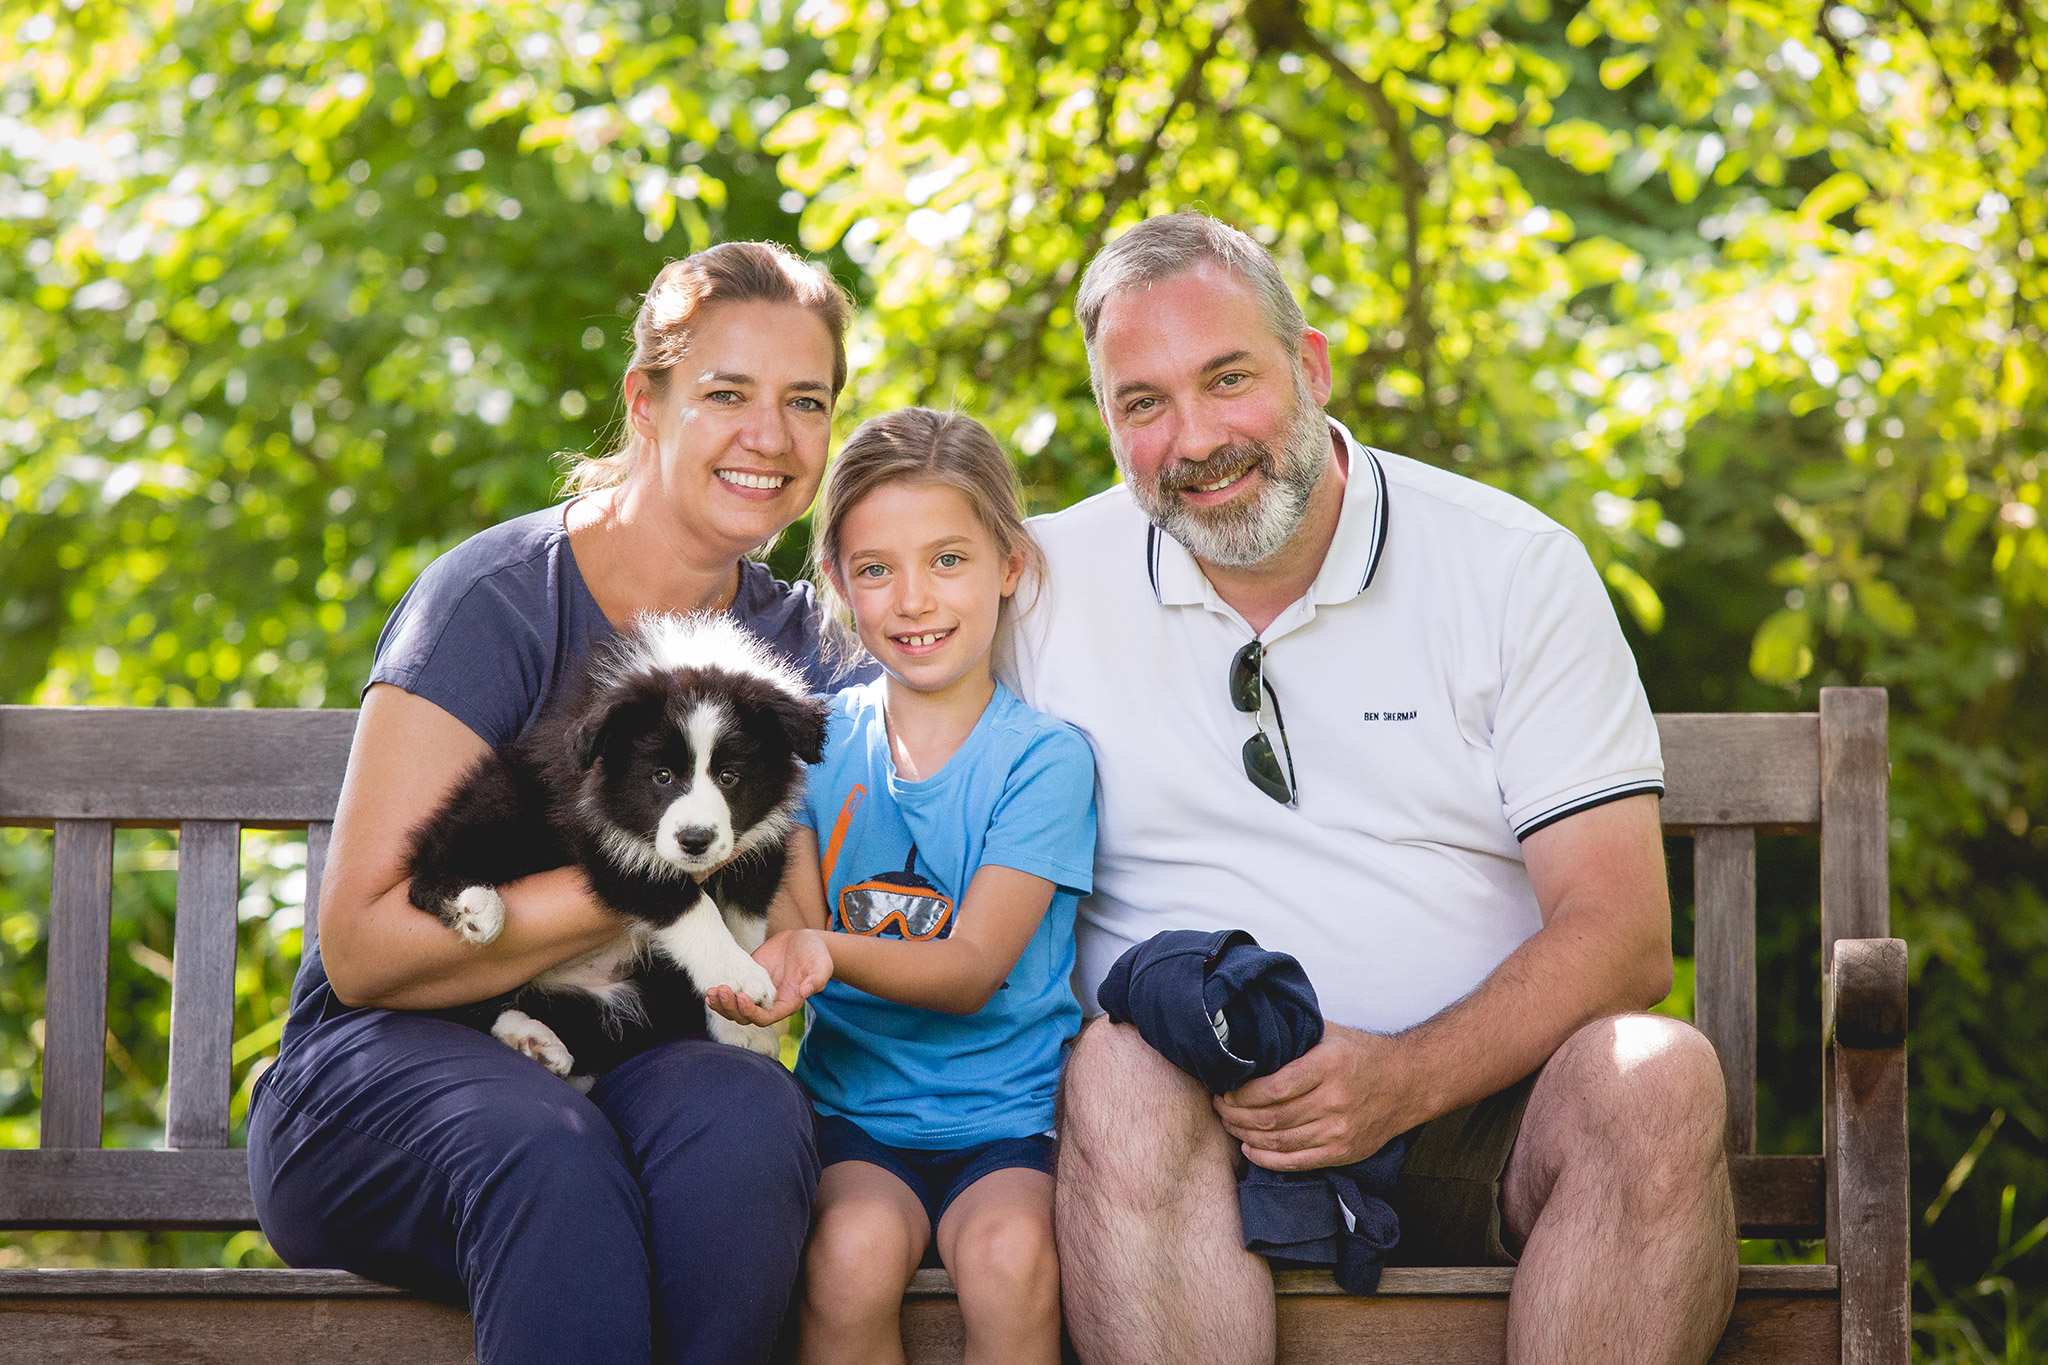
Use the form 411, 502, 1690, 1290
821, 785, 866, 883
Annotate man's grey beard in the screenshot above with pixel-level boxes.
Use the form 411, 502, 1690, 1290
1122, 374, 1332, 569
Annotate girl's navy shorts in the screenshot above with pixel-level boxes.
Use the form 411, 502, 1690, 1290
814, 1112, 1055, 1229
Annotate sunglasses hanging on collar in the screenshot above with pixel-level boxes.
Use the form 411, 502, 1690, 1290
1230, 639, 1299, 807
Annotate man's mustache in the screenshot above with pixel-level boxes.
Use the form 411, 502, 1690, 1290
1158, 441, 1271, 493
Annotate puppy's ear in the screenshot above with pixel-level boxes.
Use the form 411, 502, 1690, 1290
768, 691, 831, 765
569, 692, 658, 770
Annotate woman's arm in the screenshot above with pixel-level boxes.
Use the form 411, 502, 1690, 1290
318, 683, 626, 1010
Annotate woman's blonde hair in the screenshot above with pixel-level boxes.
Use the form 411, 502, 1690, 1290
813, 408, 1045, 655
566, 241, 854, 495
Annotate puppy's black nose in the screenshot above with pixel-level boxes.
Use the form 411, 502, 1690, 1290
674, 826, 718, 857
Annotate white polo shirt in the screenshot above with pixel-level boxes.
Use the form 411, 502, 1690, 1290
1007, 420, 1663, 1035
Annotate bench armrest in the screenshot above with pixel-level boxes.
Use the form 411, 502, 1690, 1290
1825, 936, 1906, 1050
1824, 936, 1908, 1365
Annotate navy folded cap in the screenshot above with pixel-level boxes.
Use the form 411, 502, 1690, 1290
1096, 928, 1324, 1094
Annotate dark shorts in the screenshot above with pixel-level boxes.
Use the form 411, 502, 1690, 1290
1381, 1071, 1538, 1267
815, 1112, 1056, 1230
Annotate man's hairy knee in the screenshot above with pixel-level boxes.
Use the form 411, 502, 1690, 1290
1061, 1019, 1191, 1123
1057, 1018, 1225, 1191
1536, 1014, 1729, 1168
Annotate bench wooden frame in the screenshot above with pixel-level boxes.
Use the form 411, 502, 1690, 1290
0, 689, 1907, 1363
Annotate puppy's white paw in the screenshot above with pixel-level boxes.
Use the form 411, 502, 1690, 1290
448, 886, 506, 946
707, 1011, 782, 1057
652, 908, 776, 1007
716, 952, 778, 1009
565, 1073, 597, 1094
490, 1009, 575, 1078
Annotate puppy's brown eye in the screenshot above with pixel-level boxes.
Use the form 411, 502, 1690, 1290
717, 768, 741, 788
652, 768, 673, 786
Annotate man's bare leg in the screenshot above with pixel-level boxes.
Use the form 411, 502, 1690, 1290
1054, 1018, 1275, 1365
1502, 1013, 1739, 1363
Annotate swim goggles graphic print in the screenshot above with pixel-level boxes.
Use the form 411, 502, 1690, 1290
821, 784, 955, 940
837, 845, 955, 940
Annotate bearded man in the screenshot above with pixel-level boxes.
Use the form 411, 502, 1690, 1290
1006, 212, 1739, 1364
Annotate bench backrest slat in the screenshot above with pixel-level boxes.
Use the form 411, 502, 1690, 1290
305, 819, 332, 962
1657, 712, 1822, 830
0, 1149, 255, 1228
1693, 826, 1758, 1154
43, 818, 115, 1150
0, 707, 356, 827
167, 821, 242, 1150
1819, 690, 1890, 945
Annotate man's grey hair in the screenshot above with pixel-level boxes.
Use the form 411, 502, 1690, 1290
1075, 212, 1308, 401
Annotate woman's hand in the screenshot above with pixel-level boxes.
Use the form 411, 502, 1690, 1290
706, 929, 834, 1026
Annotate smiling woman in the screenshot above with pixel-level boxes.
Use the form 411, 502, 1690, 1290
243, 242, 867, 1365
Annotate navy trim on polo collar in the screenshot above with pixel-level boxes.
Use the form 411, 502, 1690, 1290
1142, 419, 1391, 608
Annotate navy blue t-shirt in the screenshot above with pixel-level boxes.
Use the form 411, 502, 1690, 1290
282, 502, 866, 1028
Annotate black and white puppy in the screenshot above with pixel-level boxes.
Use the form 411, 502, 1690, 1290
403, 612, 828, 1083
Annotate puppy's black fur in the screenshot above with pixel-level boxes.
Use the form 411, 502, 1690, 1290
402, 614, 828, 1078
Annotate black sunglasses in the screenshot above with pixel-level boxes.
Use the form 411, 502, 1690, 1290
1229, 640, 1299, 806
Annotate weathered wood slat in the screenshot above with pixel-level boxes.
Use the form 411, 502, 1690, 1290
0, 1263, 1838, 1301
1819, 689, 1890, 946
304, 819, 332, 962
1695, 826, 1759, 1154
0, 706, 1827, 832
911, 1271, 1842, 1365
0, 1150, 255, 1228
0, 1296, 477, 1365
167, 821, 241, 1150
1818, 687, 1892, 1361
1734, 1154, 1827, 1238
1829, 940, 1909, 1365
43, 818, 114, 1150
1657, 713, 1821, 830
0, 706, 357, 827
0, 1149, 1828, 1238
0, 1276, 1839, 1365
0, 1269, 416, 1297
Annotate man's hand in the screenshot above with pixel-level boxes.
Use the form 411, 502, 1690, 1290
1211, 1024, 1428, 1171
704, 928, 833, 1027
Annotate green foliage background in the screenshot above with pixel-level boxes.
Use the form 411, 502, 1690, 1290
2, 0, 2043, 1353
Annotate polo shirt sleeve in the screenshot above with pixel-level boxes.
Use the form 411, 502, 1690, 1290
1493, 530, 1665, 840
978, 723, 1097, 896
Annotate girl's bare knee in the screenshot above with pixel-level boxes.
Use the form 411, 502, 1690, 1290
804, 1202, 920, 1321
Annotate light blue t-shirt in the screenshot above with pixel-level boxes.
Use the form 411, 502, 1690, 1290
794, 680, 1096, 1149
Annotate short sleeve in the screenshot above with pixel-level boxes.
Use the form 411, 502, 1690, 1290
978, 722, 1098, 895
367, 560, 554, 749
1493, 531, 1665, 839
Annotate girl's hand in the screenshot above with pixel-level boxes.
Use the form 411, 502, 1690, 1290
705, 929, 833, 1026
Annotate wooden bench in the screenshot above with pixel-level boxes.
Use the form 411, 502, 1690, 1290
0, 689, 1907, 1363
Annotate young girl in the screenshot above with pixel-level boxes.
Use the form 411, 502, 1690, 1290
707, 408, 1095, 1365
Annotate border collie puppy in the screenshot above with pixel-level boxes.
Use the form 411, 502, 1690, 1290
403, 613, 828, 1083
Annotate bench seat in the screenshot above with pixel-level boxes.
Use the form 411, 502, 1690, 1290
0, 1265, 1844, 1364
